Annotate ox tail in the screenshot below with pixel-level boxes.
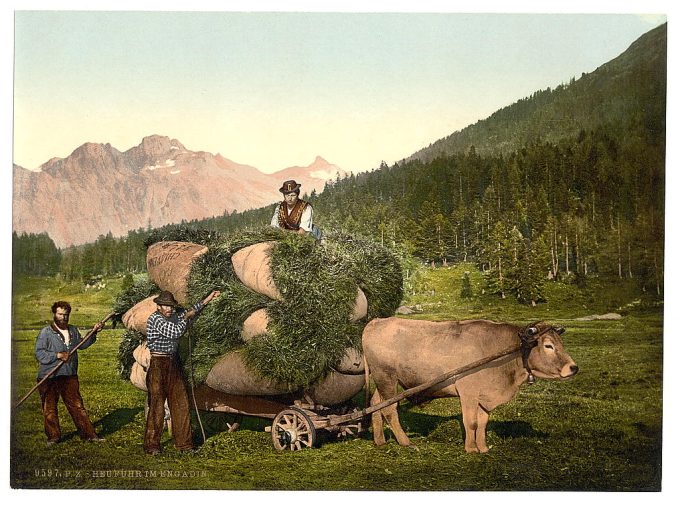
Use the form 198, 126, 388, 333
363, 353, 371, 410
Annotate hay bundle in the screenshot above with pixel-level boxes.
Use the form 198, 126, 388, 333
231, 242, 282, 301
130, 362, 147, 391
204, 351, 291, 396
232, 246, 368, 322
122, 296, 158, 334
304, 370, 365, 406
116, 226, 403, 393
241, 309, 269, 342
203, 350, 364, 404
111, 276, 160, 327
129, 342, 150, 391
132, 341, 151, 367
335, 348, 365, 374
350, 289, 368, 322
147, 241, 209, 304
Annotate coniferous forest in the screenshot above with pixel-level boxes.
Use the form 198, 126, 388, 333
12, 24, 666, 306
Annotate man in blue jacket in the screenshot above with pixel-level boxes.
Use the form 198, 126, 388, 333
35, 300, 104, 445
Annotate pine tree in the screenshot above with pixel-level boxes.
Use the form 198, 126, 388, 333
460, 271, 473, 298
512, 234, 550, 305
484, 221, 512, 299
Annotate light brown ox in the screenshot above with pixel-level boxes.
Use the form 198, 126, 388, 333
363, 318, 578, 453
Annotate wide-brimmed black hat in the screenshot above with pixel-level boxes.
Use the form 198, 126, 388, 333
153, 291, 179, 307
279, 180, 301, 194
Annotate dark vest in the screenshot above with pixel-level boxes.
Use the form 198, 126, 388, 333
277, 199, 309, 230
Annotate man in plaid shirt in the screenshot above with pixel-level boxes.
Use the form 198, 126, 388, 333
144, 289, 220, 455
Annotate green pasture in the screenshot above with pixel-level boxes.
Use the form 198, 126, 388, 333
10, 269, 663, 490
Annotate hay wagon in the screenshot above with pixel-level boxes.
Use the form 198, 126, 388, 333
190, 384, 365, 451
118, 233, 451, 450
187, 343, 519, 451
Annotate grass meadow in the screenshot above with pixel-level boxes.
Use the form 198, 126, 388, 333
9, 267, 663, 490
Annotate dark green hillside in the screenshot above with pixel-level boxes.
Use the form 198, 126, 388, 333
407, 23, 666, 162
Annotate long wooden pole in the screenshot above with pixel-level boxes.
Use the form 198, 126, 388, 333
14, 312, 117, 409
324, 343, 522, 427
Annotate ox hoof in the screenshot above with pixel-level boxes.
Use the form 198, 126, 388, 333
464, 447, 480, 453
408, 444, 420, 452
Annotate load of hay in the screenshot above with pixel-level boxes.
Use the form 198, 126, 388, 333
115, 226, 403, 404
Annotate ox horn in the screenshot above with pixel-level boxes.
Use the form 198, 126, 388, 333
554, 326, 565, 335
525, 327, 538, 337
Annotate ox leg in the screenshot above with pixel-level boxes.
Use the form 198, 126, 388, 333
381, 401, 412, 447
460, 396, 481, 453
475, 406, 490, 453
370, 389, 387, 446
371, 378, 413, 447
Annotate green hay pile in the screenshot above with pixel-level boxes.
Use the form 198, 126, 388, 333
111, 276, 160, 320
322, 230, 404, 319
113, 276, 161, 379
241, 232, 363, 387
116, 226, 403, 390
117, 329, 146, 379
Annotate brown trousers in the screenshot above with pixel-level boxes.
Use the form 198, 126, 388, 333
144, 355, 193, 453
37, 375, 98, 441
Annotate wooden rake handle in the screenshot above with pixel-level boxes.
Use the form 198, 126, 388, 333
14, 312, 117, 409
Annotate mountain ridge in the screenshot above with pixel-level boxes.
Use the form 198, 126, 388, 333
13, 135, 347, 247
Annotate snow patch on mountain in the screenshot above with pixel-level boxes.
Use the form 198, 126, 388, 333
143, 159, 177, 171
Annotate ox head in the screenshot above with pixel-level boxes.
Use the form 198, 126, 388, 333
522, 322, 578, 382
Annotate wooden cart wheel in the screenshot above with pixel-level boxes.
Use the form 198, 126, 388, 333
271, 407, 317, 451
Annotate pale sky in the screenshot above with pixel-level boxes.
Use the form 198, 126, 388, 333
2, 2, 680, 501
11, 6, 666, 173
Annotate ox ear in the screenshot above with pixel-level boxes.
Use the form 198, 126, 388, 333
554, 326, 566, 335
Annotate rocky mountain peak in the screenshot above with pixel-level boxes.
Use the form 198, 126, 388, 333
124, 135, 186, 171
72, 141, 113, 158
41, 142, 120, 177
12, 135, 343, 247
139, 135, 185, 154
